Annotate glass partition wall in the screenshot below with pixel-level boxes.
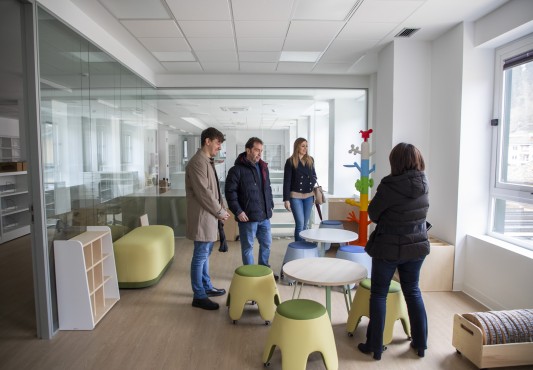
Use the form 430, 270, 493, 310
37, 7, 367, 244
38, 8, 157, 243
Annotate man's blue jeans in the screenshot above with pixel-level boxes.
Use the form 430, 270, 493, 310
366, 257, 428, 353
289, 196, 314, 241
238, 219, 272, 266
190, 241, 215, 299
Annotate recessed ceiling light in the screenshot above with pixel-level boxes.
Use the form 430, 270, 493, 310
280, 51, 321, 62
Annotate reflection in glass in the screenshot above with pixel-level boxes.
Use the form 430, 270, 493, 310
501, 58, 533, 186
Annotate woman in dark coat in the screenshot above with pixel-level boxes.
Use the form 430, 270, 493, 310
283, 138, 316, 241
358, 142, 430, 360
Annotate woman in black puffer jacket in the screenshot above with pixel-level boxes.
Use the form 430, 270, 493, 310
358, 142, 430, 361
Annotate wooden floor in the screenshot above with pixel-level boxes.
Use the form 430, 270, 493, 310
1, 235, 531, 370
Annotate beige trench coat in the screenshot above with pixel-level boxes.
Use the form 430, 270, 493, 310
185, 149, 224, 242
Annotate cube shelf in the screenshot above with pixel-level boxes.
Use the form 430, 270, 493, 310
54, 226, 120, 330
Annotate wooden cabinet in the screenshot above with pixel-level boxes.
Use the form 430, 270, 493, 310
393, 236, 455, 291
54, 226, 120, 330
328, 197, 359, 220
0, 171, 30, 243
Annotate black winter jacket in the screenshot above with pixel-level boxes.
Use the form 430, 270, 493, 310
282, 158, 317, 201
225, 152, 274, 222
365, 170, 430, 260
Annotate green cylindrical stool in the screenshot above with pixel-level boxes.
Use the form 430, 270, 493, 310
226, 264, 280, 324
263, 299, 338, 370
346, 278, 411, 344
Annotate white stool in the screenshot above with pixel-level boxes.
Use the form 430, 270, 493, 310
280, 241, 319, 284
336, 245, 372, 289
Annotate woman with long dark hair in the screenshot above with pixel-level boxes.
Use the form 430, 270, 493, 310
358, 142, 430, 360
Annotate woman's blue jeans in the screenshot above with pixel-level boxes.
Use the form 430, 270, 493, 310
238, 219, 272, 266
190, 241, 215, 299
289, 196, 314, 241
366, 257, 428, 353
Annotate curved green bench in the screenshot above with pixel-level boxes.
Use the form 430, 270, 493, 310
113, 225, 175, 288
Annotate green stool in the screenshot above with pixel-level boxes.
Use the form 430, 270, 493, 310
226, 265, 280, 324
263, 299, 338, 369
346, 278, 411, 344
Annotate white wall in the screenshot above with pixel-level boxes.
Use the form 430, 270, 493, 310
465, 235, 533, 310
474, 0, 533, 48
392, 40, 431, 158
313, 114, 329, 190
427, 5, 533, 309
454, 22, 495, 291
372, 1, 533, 310
428, 25, 463, 248
373, 43, 394, 184
455, 4, 533, 309
331, 98, 366, 197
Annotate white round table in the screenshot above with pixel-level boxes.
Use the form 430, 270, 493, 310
282, 257, 368, 319
299, 228, 358, 256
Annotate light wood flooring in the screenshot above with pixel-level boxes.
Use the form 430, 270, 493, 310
1, 235, 531, 370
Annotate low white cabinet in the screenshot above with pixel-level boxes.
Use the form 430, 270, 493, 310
54, 226, 120, 330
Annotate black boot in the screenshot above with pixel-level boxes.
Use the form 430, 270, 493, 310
357, 343, 384, 361
410, 342, 425, 357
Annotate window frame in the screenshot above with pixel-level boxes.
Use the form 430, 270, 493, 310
489, 34, 533, 251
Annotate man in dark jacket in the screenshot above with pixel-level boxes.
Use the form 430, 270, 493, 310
225, 137, 276, 276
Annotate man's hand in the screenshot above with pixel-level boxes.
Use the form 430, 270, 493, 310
284, 201, 291, 212
217, 210, 230, 221
237, 211, 249, 222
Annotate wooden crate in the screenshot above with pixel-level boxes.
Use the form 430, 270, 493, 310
452, 314, 533, 368
394, 236, 454, 291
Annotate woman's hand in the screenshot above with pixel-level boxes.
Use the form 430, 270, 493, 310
284, 201, 291, 212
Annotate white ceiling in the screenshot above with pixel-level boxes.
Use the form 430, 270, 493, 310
0, 0, 510, 132
70, 0, 508, 75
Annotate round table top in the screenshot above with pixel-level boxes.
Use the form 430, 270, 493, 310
299, 228, 358, 244
282, 257, 368, 286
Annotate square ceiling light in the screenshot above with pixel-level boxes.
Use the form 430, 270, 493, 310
279, 51, 321, 63
100, 0, 170, 19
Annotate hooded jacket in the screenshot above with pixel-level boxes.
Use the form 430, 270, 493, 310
365, 170, 430, 260
225, 152, 274, 222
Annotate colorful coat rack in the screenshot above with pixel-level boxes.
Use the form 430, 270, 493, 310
343, 129, 375, 246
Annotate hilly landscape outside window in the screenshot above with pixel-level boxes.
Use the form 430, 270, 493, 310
491, 42, 533, 250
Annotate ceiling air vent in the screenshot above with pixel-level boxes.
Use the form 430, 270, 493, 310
395, 28, 420, 38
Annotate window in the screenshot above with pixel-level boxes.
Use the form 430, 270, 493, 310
490, 36, 533, 250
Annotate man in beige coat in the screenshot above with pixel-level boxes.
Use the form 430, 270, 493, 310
186, 127, 229, 310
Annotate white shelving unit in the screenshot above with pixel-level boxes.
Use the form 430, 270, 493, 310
0, 136, 21, 162
54, 226, 120, 330
0, 171, 30, 243
82, 171, 139, 202
263, 144, 284, 171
